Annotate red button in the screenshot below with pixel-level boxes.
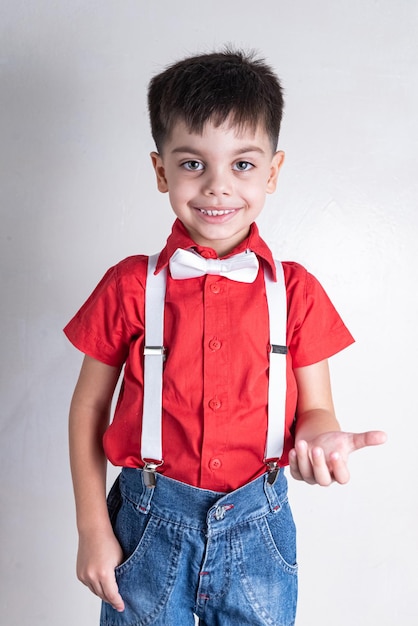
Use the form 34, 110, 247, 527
209, 458, 222, 470
208, 398, 221, 410
209, 339, 221, 351
210, 283, 221, 294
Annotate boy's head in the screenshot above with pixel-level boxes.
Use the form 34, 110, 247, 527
148, 48, 284, 154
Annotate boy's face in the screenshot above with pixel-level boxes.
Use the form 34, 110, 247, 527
151, 118, 284, 256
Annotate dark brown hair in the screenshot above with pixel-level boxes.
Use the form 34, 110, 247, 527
148, 48, 284, 153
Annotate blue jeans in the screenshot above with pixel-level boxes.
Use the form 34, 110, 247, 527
100, 468, 298, 626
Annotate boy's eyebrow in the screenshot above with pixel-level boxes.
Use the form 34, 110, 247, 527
233, 145, 267, 155
170, 146, 200, 154
170, 145, 267, 155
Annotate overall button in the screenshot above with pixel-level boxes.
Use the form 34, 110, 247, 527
214, 504, 234, 521
214, 506, 226, 521
208, 398, 221, 411
209, 458, 222, 470
209, 338, 221, 351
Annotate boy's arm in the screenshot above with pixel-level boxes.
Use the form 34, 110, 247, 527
69, 355, 125, 612
290, 359, 386, 486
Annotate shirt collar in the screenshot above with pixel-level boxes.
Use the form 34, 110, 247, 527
156, 218, 277, 281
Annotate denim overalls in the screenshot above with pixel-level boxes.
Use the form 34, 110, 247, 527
100, 253, 298, 626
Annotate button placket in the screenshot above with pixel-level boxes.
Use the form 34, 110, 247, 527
201, 276, 229, 486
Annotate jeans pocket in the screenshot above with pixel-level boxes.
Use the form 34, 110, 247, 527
263, 498, 298, 573
233, 513, 298, 626
113, 497, 155, 574
102, 496, 182, 625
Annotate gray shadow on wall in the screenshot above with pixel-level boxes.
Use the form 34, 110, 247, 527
0, 51, 85, 623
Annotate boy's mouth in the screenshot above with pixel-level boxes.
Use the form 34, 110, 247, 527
197, 208, 237, 217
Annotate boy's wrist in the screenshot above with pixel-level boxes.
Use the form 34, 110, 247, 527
77, 516, 113, 538
76, 501, 113, 536
295, 409, 341, 443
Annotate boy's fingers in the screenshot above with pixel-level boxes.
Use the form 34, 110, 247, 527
328, 452, 350, 484
311, 447, 333, 486
84, 571, 125, 612
291, 441, 316, 484
290, 431, 386, 486
288, 449, 303, 480
350, 430, 387, 453
291, 443, 348, 486
100, 577, 125, 612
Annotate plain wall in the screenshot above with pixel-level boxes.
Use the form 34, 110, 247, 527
1, 1, 417, 624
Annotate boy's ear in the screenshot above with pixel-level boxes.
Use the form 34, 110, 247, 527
150, 152, 169, 193
266, 150, 285, 194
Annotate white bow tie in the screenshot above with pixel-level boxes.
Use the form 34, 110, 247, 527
169, 248, 259, 283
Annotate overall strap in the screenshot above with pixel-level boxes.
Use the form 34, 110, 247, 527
141, 254, 287, 486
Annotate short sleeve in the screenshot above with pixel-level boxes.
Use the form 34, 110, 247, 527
64, 256, 147, 367
284, 263, 355, 368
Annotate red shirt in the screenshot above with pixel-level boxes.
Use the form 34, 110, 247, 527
64, 220, 354, 491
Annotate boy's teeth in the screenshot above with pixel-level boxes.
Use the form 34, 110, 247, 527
199, 209, 234, 216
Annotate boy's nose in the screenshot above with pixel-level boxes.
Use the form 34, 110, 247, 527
202, 170, 232, 196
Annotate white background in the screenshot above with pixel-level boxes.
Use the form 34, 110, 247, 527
1, 1, 416, 624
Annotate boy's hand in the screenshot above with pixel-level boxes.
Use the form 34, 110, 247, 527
289, 430, 387, 486
76, 529, 125, 612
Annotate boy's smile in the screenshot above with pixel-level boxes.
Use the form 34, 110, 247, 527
151, 119, 285, 256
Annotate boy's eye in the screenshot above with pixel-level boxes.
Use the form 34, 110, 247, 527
234, 161, 253, 171
182, 160, 204, 171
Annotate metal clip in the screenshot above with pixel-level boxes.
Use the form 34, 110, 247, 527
266, 460, 279, 485
143, 461, 161, 488
143, 346, 166, 360
270, 344, 288, 355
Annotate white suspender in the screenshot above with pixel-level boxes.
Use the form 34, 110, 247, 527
142, 254, 287, 486
264, 260, 287, 463
141, 253, 166, 470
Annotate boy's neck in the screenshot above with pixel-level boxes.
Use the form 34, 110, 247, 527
180, 220, 254, 258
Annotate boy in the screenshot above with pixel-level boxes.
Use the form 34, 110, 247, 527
65, 50, 386, 625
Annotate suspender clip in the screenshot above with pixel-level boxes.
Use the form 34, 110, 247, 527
266, 460, 280, 485
143, 461, 163, 488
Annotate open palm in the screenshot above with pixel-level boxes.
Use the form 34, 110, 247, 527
289, 430, 387, 486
